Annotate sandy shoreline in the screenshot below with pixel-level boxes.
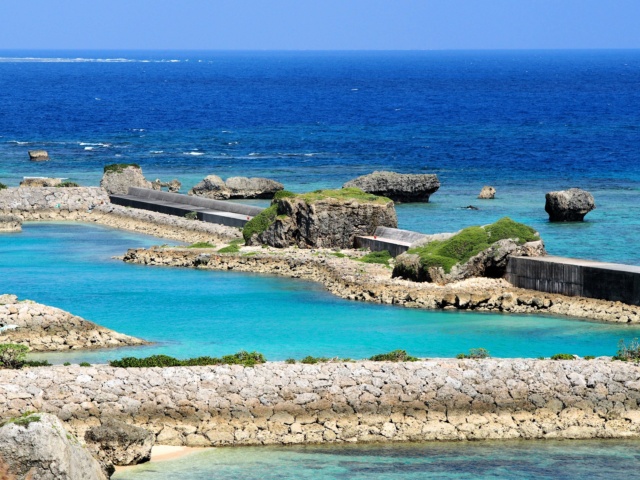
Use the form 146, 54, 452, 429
115, 446, 207, 473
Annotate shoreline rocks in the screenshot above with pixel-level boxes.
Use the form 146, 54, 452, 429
85, 419, 154, 470
28, 150, 49, 162
343, 171, 440, 203
189, 175, 284, 199
19, 177, 61, 188
0, 215, 21, 232
100, 164, 152, 195
545, 188, 595, 222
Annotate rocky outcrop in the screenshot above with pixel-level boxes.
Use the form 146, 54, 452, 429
0, 413, 106, 480
152, 178, 181, 193
0, 297, 148, 351
343, 171, 440, 203
19, 177, 61, 187
100, 165, 152, 195
189, 175, 284, 199
394, 239, 546, 284
28, 150, 49, 162
85, 419, 154, 468
545, 188, 595, 222
250, 191, 398, 249
0, 215, 21, 232
478, 186, 496, 199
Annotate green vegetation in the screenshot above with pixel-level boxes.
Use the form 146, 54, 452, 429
613, 338, 640, 361
330, 251, 346, 258
109, 351, 266, 368
242, 204, 278, 243
187, 241, 215, 248
56, 181, 80, 187
301, 355, 330, 364
550, 353, 575, 360
218, 244, 240, 254
22, 360, 51, 367
456, 348, 491, 359
0, 183, 7, 190
79, 362, 91, 367
184, 211, 198, 220
285, 358, 296, 364
369, 350, 418, 362
297, 187, 391, 205
0, 344, 29, 369
583, 355, 595, 360
273, 190, 296, 201
359, 250, 392, 266
103, 163, 140, 174
407, 217, 539, 274
63, 362, 71, 366
1, 412, 41, 428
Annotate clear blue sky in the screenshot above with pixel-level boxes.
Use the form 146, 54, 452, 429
1, 0, 639, 50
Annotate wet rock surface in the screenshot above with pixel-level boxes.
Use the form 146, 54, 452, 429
343, 171, 440, 203
545, 188, 596, 222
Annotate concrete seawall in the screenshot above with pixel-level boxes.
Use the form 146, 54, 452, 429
3, 360, 640, 446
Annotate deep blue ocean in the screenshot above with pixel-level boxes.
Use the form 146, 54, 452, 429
3, 51, 640, 478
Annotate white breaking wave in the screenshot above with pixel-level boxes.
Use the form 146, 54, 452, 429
84, 147, 94, 151
184, 152, 205, 156
0, 57, 182, 63
150, 150, 164, 154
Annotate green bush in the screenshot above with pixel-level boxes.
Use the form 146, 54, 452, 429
583, 355, 595, 360
187, 242, 215, 248
109, 351, 266, 368
79, 362, 91, 367
300, 355, 330, 364
613, 338, 640, 361
184, 211, 198, 220
56, 181, 80, 187
359, 250, 392, 265
63, 362, 71, 366
0, 344, 29, 369
407, 217, 539, 274
0, 183, 7, 190
369, 350, 418, 362
22, 360, 51, 367
285, 358, 296, 364
242, 204, 278, 243
103, 163, 140, 174
550, 353, 575, 360
456, 348, 490, 359
218, 244, 240, 254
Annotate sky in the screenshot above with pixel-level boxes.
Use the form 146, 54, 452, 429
0, 0, 639, 51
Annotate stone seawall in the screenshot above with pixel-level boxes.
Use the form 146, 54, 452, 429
2, 360, 640, 446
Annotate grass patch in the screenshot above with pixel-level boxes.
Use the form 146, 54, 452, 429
56, 181, 79, 187
1, 412, 41, 428
369, 350, 418, 362
407, 217, 539, 274
297, 187, 391, 205
103, 163, 140, 174
550, 353, 574, 360
184, 211, 198, 220
109, 351, 266, 368
242, 204, 278, 243
218, 244, 240, 254
456, 348, 490, 359
273, 190, 296, 201
187, 242, 215, 248
22, 360, 51, 367
359, 250, 392, 265
583, 355, 595, 360
330, 252, 346, 258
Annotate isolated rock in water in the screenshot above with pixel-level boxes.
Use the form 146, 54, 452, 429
0, 413, 107, 480
28, 150, 49, 161
0, 215, 21, 232
19, 177, 61, 188
343, 171, 440, 203
478, 186, 496, 199
100, 164, 152, 195
152, 178, 182, 193
545, 188, 595, 222
225, 176, 284, 199
188, 175, 230, 199
247, 188, 397, 249
85, 418, 154, 468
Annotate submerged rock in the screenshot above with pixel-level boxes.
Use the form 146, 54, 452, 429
85, 419, 154, 469
0, 215, 21, 232
189, 175, 284, 199
545, 188, 595, 222
0, 413, 107, 480
19, 177, 61, 187
343, 171, 440, 203
478, 186, 496, 199
100, 164, 152, 195
28, 150, 49, 161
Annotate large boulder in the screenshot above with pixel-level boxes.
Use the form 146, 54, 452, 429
478, 186, 496, 199
392, 217, 545, 284
545, 188, 595, 221
100, 164, 152, 195
0, 413, 107, 480
246, 189, 397, 248
0, 215, 21, 232
28, 150, 49, 162
189, 175, 283, 199
343, 171, 440, 203
19, 177, 61, 188
85, 418, 154, 468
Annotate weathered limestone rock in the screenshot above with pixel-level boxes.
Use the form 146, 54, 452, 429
0, 296, 148, 351
100, 165, 152, 195
0, 215, 21, 232
28, 150, 49, 162
152, 178, 181, 193
85, 419, 154, 468
19, 177, 61, 188
343, 171, 440, 203
189, 175, 284, 199
252, 191, 398, 248
0, 187, 110, 214
545, 188, 595, 222
0, 413, 106, 480
478, 186, 496, 199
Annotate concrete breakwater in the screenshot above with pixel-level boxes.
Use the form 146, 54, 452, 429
123, 248, 640, 324
2, 359, 640, 446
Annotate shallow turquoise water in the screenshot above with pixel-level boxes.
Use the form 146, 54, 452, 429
3, 223, 640, 363
112, 440, 640, 480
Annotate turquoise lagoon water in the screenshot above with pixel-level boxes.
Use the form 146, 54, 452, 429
113, 440, 640, 480
3, 223, 640, 364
